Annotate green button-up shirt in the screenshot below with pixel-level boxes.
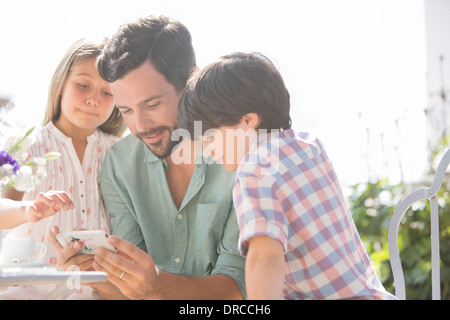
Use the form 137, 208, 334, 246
100, 134, 246, 297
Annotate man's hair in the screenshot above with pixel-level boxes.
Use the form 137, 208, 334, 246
97, 15, 196, 93
178, 52, 291, 137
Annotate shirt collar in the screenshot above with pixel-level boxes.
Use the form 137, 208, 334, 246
143, 138, 207, 172
238, 128, 296, 171
143, 142, 160, 163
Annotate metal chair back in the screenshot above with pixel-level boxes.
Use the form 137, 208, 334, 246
388, 148, 450, 300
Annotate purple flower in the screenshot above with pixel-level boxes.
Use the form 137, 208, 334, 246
0, 151, 19, 173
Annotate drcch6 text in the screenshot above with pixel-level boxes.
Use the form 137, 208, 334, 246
179, 304, 271, 317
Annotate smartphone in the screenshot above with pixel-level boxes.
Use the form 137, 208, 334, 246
56, 230, 117, 254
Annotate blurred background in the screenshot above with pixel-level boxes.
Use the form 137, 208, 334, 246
1, 0, 449, 298
2, 0, 448, 187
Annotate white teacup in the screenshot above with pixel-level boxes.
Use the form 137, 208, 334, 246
0, 237, 47, 264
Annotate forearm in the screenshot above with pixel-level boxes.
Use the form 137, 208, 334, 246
245, 236, 285, 300
0, 198, 30, 229
149, 271, 243, 300
93, 271, 243, 300
246, 256, 284, 299
89, 281, 130, 300
93, 235, 245, 300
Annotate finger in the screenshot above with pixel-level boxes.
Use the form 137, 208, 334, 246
58, 241, 84, 267
93, 253, 123, 278
93, 253, 134, 295
25, 204, 42, 220
95, 250, 152, 299
94, 236, 156, 284
60, 252, 94, 271
48, 193, 70, 212
35, 192, 56, 208
92, 253, 139, 299
94, 240, 145, 279
54, 191, 74, 210
48, 226, 63, 251
106, 236, 149, 265
73, 255, 95, 272
50, 226, 93, 270
33, 193, 60, 218
94, 246, 134, 278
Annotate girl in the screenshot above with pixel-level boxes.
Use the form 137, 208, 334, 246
1, 38, 127, 299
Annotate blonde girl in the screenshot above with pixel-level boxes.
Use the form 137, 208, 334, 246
1, 38, 126, 299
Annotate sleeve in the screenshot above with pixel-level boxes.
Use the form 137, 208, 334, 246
211, 202, 247, 299
234, 174, 289, 257
100, 152, 147, 251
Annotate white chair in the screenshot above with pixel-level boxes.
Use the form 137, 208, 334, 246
388, 148, 450, 300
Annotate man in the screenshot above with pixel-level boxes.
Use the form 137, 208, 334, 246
77, 15, 245, 300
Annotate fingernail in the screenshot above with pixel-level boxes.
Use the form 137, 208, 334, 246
73, 242, 80, 249
63, 205, 69, 210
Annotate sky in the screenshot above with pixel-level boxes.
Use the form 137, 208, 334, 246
0, 0, 429, 189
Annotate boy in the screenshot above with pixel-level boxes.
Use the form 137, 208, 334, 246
178, 52, 396, 300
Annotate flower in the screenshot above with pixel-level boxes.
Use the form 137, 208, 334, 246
12, 165, 35, 192
0, 126, 60, 192
0, 151, 19, 174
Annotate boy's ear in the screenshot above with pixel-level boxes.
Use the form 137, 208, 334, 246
240, 113, 261, 130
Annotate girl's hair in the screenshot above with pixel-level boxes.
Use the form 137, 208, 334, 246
178, 52, 291, 137
42, 38, 127, 137
97, 15, 196, 93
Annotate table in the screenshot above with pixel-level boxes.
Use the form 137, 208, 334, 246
0, 267, 107, 286
0, 266, 107, 299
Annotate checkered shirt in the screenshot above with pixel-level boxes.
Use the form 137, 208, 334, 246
234, 129, 396, 300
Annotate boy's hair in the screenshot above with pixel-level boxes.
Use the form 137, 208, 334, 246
43, 38, 127, 137
97, 15, 196, 93
178, 52, 291, 137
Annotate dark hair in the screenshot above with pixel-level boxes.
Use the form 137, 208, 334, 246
97, 15, 196, 93
178, 52, 291, 137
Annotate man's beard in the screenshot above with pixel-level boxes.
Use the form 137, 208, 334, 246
136, 126, 179, 159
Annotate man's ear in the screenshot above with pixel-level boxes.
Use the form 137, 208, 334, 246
240, 113, 261, 130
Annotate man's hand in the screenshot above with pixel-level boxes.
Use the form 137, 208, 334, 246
93, 236, 160, 300
48, 226, 94, 271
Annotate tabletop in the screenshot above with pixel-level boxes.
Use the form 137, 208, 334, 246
0, 266, 107, 286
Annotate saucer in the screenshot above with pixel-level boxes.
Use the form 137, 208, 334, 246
0, 263, 49, 269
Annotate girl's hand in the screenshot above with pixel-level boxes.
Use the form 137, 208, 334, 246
25, 191, 74, 223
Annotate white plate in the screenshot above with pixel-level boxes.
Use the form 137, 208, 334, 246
0, 263, 49, 269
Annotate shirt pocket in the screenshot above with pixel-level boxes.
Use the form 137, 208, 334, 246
195, 203, 229, 243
